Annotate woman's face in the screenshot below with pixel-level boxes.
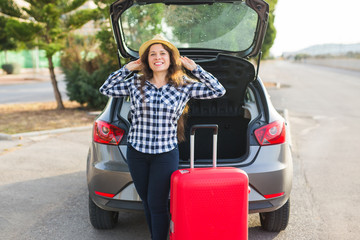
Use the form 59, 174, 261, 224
147, 44, 171, 73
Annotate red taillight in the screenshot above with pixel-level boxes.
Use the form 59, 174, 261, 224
95, 191, 115, 198
254, 120, 286, 146
264, 192, 285, 199
93, 120, 125, 145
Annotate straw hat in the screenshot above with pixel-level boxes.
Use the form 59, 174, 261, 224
139, 34, 180, 60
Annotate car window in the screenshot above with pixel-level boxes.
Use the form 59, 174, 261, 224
119, 2, 258, 53
245, 87, 256, 103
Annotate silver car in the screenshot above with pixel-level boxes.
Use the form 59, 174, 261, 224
87, 0, 293, 232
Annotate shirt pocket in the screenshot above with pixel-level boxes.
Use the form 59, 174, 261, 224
161, 90, 182, 105
133, 91, 152, 110
160, 92, 181, 114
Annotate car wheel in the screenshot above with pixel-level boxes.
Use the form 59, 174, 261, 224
259, 198, 290, 232
89, 196, 119, 229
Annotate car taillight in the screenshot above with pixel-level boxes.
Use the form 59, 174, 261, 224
254, 120, 286, 146
95, 191, 115, 198
264, 192, 285, 199
93, 120, 125, 145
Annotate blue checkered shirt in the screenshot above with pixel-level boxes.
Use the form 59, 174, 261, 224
99, 64, 226, 154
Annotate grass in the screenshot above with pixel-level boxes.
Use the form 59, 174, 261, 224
0, 101, 97, 135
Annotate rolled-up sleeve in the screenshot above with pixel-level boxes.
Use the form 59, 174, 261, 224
99, 65, 133, 97
187, 65, 226, 99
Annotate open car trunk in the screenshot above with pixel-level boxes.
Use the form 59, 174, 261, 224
109, 0, 268, 163
178, 54, 255, 163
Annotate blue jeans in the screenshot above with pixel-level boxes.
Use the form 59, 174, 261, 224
127, 144, 179, 240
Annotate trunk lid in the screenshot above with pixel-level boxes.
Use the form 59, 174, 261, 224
110, 0, 269, 59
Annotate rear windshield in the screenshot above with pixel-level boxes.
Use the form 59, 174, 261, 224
119, 2, 258, 53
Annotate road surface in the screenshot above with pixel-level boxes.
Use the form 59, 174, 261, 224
0, 73, 68, 104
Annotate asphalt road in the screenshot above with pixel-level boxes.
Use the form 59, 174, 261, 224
1, 60, 359, 239
0, 75, 68, 104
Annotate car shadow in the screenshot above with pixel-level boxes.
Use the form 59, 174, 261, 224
248, 214, 280, 239
249, 226, 279, 239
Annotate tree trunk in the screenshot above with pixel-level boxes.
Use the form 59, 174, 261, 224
47, 56, 65, 110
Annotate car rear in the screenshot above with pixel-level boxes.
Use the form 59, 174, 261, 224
87, 64, 292, 226
87, 0, 292, 232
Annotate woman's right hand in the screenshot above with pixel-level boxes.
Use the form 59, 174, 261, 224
126, 59, 143, 71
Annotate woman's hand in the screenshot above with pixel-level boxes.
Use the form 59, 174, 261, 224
180, 56, 197, 71
126, 59, 143, 71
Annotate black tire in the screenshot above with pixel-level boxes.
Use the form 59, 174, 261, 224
89, 196, 119, 229
259, 198, 290, 232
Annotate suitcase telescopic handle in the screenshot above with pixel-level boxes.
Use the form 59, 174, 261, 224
190, 124, 218, 168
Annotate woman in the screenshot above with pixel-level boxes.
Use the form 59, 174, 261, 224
99, 35, 226, 240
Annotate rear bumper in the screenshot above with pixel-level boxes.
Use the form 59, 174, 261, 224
248, 194, 289, 213
90, 189, 143, 212
90, 180, 288, 213
244, 143, 293, 213
87, 142, 138, 211
88, 142, 292, 213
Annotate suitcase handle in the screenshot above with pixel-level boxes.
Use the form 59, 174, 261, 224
190, 124, 218, 168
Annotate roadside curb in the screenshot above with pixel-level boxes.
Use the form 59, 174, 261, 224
0, 125, 92, 141
0, 133, 12, 141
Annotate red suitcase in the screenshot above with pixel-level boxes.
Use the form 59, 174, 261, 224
170, 124, 249, 240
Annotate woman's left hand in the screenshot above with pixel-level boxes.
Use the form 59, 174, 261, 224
180, 56, 197, 71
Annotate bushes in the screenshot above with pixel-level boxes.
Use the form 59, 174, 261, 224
1, 63, 21, 74
62, 63, 115, 109
60, 35, 119, 109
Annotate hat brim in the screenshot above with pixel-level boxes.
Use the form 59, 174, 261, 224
139, 39, 180, 61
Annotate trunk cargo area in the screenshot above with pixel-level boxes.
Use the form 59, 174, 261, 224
179, 54, 255, 163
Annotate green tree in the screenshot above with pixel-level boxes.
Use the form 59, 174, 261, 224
262, 0, 278, 58
60, 0, 119, 110
0, 0, 101, 109
91, 0, 120, 65
59, 1, 167, 110
0, 16, 18, 62
60, 34, 114, 109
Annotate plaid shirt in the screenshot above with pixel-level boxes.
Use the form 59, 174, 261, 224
99, 64, 226, 154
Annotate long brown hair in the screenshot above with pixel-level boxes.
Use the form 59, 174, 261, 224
139, 43, 189, 142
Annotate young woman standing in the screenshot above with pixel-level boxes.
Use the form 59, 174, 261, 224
99, 35, 226, 240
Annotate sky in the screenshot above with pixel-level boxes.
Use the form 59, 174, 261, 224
271, 0, 360, 56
